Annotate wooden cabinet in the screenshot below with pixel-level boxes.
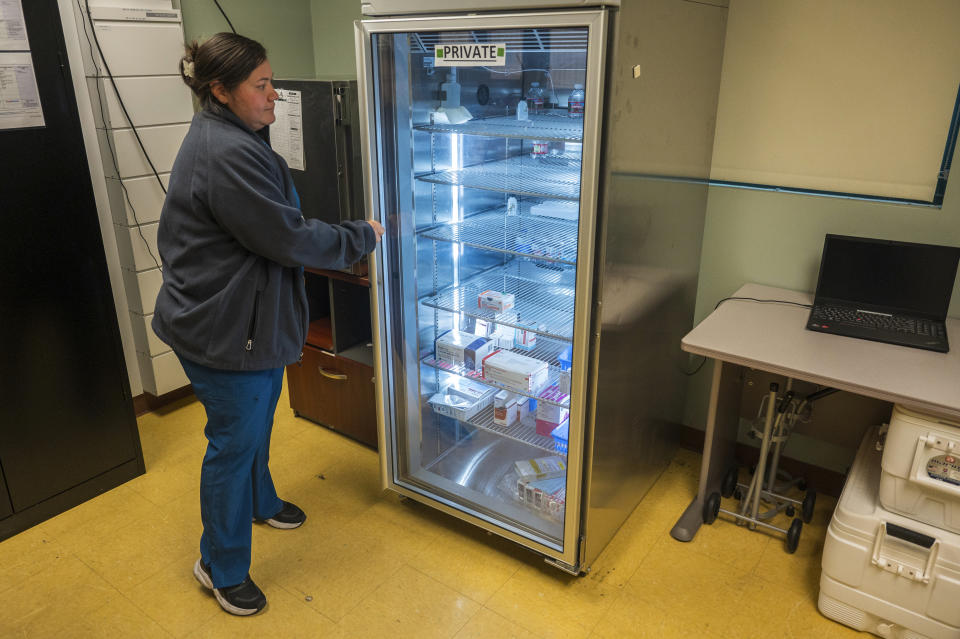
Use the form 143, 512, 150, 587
287, 267, 378, 449
288, 344, 377, 448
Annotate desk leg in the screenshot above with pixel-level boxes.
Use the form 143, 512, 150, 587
670, 360, 743, 541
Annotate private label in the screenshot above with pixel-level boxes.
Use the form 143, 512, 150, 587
434, 43, 506, 67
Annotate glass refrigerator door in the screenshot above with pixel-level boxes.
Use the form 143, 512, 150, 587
359, 11, 606, 560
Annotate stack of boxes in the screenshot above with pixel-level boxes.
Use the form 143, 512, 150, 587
819, 406, 960, 638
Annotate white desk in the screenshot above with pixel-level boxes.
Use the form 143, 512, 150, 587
670, 283, 960, 541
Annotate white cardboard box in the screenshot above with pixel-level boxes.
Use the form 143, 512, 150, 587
482, 350, 548, 393
435, 330, 496, 372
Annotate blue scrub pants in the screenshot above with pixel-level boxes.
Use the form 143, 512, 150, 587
177, 355, 286, 589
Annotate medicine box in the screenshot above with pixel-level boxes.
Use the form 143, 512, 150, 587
530, 201, 578, 221
435, 330, 496, 373
478, 290, 515, 313
819, 425, 960, 639
428, 378, 496, 422
493, 390, 518, 427
490, 323, 515, 350
517, 396, 530, 421
536, 386, 570, 436
482, 350, 549, 393
517, 476, 566, 520
515, 322, 542, 351
514, 456, 566, 480
551, 421, 569, 454
879, 404, 960, 534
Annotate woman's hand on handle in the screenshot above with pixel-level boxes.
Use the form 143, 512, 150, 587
367, 220, 385, 242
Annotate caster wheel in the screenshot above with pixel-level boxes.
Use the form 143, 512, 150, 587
785, 506, 795, 518
802, 491, 817, 523
797, 478, 808, 491
786, 518, 803, 554
733, 487, 743, 501
703, 492, 721, 525
721, 467, 739, 498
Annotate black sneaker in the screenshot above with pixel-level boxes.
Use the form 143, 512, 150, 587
193, 559, 267, 616
265, 501, 307, 529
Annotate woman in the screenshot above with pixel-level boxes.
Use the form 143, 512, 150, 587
152, 33, 383, 616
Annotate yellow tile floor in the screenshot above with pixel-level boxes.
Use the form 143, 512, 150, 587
0, 381, 862, 638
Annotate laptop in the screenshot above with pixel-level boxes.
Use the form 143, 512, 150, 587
806, 235, 960, 353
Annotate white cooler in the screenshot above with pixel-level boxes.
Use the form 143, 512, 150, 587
880, 405, 960, 534
819, 426, 960, 639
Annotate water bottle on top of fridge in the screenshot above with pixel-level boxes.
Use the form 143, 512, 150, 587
526, 82, 545, 114
568, 83, 585, 118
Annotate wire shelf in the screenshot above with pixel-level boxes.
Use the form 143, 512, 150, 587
465, 405, 565, 456
419, 209, 579, 265
420, 268, 575, 341
415, 114, 584, 143
421, 355, 570, 408
417, 155, 581, 201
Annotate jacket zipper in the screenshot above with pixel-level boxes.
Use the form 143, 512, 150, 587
246, 291, 262, 351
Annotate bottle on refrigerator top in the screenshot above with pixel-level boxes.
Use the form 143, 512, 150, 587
568, 83, 585, 117
526, 82, 545, 114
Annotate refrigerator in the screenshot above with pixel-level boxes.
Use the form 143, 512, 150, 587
354, 0, 726, 573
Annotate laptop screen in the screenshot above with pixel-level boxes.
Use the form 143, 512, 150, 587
814, 235, 960, 318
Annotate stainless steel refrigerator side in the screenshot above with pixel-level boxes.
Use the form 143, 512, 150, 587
579, 0, 729, 569
354, 20, 392, 491
544, 7, 609, 574
355, 10, 611, 571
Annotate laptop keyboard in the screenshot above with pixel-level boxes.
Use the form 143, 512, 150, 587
812, 306, 946, 337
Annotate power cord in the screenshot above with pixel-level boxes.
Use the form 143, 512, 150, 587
77, 0, 162, 272
213, 0, 237, 34
681, 297, 814, 376
713, 297, 813, 311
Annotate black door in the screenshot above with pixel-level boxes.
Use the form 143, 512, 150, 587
0, 0, 140, 512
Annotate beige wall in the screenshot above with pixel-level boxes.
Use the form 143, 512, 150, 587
683, 131, 960, 468
683, 1, 960, 461
711, 0, 960, 202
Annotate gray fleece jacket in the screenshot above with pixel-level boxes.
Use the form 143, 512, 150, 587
152, 107, 377, 371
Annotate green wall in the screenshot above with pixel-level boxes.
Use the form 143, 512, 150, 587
179, 0, 316, 79
310, 0, 362, 79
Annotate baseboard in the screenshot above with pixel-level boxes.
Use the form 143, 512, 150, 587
133, 384, 195, 416
676, 424, 847, 498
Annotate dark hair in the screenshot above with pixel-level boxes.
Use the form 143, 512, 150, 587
180, 33, 267, 110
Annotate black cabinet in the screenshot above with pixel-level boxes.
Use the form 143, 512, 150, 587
0, 0, 144, 539
273, 79, 378, 448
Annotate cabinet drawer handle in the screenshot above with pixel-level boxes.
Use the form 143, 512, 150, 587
318, 366, 348, 381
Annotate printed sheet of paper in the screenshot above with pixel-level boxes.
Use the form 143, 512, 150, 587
271, 89, 304, 171
0, 52, 44, 129
0, 0, 29, 51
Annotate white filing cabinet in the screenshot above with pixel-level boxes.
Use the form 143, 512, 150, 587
80, 3, 191, 396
